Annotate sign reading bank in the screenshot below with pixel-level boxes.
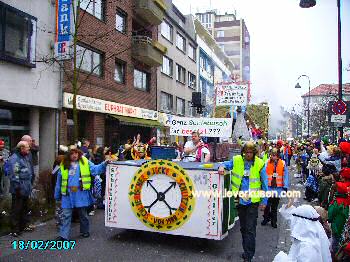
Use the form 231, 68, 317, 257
55, 0, 72, 60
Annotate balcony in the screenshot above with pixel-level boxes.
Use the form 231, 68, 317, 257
132, 36, 167, 67
134, 0, 167, 26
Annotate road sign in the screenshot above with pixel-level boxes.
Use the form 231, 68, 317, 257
332, 100, 347, 115
328, 101, 350, 127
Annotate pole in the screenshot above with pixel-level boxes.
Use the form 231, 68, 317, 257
337, 0, 343, 139
307, 78, 310, 137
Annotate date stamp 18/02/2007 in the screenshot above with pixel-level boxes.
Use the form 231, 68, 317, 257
12, 240, 76, 250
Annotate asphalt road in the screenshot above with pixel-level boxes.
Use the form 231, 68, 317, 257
0, 165, 302, 262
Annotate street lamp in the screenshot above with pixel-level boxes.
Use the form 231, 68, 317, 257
295, 75, 311, 137
299, 0, 343, 138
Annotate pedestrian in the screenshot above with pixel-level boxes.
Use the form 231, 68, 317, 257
0, 139, 10, 197
318, 164, 337, 209
218, 141, 268, 262
8, 141, 35, 237
93, 146, 105, 209
283, 142, 293, 166
261, 148, 289, 228
328, 167, 350, 255
273, 200, 331, 262
183, 131, 210, 163
80, 139, 91, 160
54, 145, 108, 240
20, 135, 37, 186
304, 152, 322, 202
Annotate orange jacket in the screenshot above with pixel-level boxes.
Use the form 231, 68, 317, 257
266, 159, 285, 187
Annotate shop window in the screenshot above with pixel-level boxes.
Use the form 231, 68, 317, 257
0, 2, 37, 67
176, 64, 186, 84
115, 8, 127, 34
134, 69, 149, 91
161, 56, 173, 77
160, 92, 173, 112
114, 59, 126, 84
176, 97, 185, 116
76, 44, 103, 76
80, 0, 105, 20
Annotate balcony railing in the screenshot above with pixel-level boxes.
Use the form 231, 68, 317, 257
132, 36, 167, 67
134, 0, 167, 26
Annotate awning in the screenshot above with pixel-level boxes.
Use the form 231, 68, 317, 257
109, 115, 162, 128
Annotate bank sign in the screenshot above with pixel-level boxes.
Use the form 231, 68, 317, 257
63, 93, 158, 120
169, 117, 233, 137
55, 0, 72, 60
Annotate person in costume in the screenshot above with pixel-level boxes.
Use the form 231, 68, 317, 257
219, 142, 268, 262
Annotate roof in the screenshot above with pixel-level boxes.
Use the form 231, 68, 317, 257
301, 83, 350, 97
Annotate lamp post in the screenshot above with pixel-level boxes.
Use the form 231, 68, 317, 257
299, 0, 343, 139
295, 75, 311, 137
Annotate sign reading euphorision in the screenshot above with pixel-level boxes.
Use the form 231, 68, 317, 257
169, 117, 233, 137
128, 160, 195, 231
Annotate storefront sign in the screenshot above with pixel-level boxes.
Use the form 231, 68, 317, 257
55, 0, 72, 60
169, 117, 233, 137
216, 83, 248, 106
63, 93, 158, 120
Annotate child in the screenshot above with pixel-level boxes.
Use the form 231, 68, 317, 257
304, 152, 321, 202
318, 164, 338, 209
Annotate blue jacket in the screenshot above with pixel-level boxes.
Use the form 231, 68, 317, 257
8, 151, 34, 197
54, 160, 107, 209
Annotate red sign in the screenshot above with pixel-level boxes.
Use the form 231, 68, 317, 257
332, 100, 347, 115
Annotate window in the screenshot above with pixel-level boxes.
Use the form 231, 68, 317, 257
160, 92, 173, 112
115, 9, 127, 34
80, 0, 104, 20
176, 32, 186, 52
161, 56, 173, 76
217, 30, 224, 37
0, 3, 37, 67
176, 64, 186, 84
188, 72, 196, 89
161, 20, 173, 42
134, 69, 149, 91
176, 97, 185, 116
219, 44, 225, 51
188, 101, 195, 116
114, 60, 126, 83
188, 44, 196, 61
76, 45, 103, 76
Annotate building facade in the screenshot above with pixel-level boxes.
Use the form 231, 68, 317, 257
60, 0, 167, 148
194, 17, 234, 118
0, 0, 60, 172
196, 11, 250, 82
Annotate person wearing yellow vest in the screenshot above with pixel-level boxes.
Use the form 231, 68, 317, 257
261, 148, 289, 228
54, 145, 109, 241
219, 142, 268, 262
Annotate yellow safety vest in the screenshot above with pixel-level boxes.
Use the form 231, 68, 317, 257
60, 156, 91, 195
231, 155, 264, 203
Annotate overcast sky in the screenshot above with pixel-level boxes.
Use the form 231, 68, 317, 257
174, 0, 350, 130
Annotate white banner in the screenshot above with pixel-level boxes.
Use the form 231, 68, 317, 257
216, 83, 248, 106
169, 117, 233, 137
63, 93, 158, 120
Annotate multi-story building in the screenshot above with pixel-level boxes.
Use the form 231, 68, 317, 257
193, 17, 234, 118
196, 10, 250, 82
60, 0, 168, 147
0, 0, 60, 172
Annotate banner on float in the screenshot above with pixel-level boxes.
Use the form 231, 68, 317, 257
55, 0, 72, 60
216, 83, 248, 106
169, 117, 233, 137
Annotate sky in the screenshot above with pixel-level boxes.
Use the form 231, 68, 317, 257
173, 0, 350, 132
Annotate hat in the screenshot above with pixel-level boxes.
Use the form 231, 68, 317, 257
340, 168, 350, 180
68, 145, 78, 151
340, 142, 350, 154
0, 140, 4, 146
59, 145, 68, 153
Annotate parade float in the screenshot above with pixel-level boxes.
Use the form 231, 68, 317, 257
105, 117, 238, 240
